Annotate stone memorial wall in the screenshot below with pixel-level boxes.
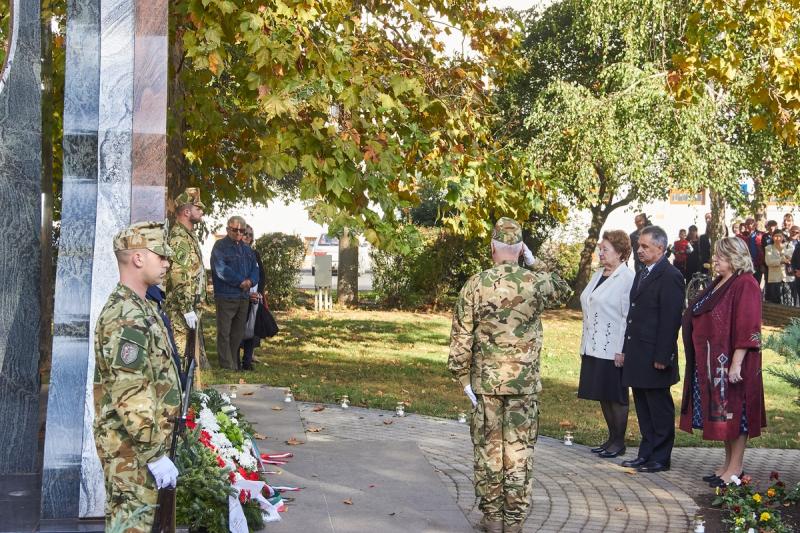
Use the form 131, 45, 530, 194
0, 0, 42, 476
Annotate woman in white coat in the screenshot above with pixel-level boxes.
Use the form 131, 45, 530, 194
578, 230, 635, 458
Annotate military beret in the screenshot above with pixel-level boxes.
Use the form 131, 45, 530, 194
174, 187, 206, 210
113, 221, 173, 257
492, 217, 523, 245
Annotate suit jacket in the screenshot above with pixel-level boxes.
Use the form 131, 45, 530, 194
579, 264, 635, 360
621, 257, 685, 388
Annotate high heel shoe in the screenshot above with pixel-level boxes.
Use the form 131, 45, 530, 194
598, 447, 626, 458
709, 471, 745, 488
702, 473, 721, 482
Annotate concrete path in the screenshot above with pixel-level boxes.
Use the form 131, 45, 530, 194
226, 385, 800, 532
219, 385, 473, 533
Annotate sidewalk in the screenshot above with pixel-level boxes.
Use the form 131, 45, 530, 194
279, 391, 799, 533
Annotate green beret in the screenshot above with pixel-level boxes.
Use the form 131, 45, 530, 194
173, 187, 206, 210
491, 217, 523, 245
113, 221, 173, 257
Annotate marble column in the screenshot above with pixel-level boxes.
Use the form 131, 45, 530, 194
131, 0, 168, 222
41, 0, 170, 519
0, 0, 42, 475
40, 0, 100, 520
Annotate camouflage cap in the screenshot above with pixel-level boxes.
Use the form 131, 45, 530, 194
113, 221, 173, 257
173, 187, 206, 210
492, 217, 523, 245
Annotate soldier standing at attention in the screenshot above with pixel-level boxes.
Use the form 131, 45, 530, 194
449, 218, 572, 533
165, 187, 210, 369
94, 221, 182, 532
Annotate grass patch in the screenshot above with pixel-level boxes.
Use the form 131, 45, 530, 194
201, 305, 800, 449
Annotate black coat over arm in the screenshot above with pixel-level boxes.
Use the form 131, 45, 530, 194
621, 257, 685, 389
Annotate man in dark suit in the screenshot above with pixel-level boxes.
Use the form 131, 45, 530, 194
620, 225, 685, 473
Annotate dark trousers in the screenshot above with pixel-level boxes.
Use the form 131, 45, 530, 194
239, 337, 258, 369
632, 387, 674, 463
216, 298, 249, 370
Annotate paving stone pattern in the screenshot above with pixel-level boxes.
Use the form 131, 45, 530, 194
297, 401, 800, 533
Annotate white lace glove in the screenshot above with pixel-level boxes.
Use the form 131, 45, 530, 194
464, 384, 478, 407
183, 311, 198, 329
147, 456, 179, 489
522, 244, 535, 266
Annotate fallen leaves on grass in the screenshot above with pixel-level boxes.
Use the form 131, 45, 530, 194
558, 420, 574, 428
239, 378, 247, 384
286, 437, 304, 446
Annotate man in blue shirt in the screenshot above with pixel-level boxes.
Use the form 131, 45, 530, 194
211, 216, 259, 370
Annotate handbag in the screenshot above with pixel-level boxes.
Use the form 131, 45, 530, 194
243, 301, 258, 340
254, 300, 279, 338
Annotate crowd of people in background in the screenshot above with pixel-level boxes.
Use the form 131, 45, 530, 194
629, 211, 800, 306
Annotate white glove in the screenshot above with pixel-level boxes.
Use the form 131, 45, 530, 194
183, 311, 198, 329
522, 244, 535, 266
464, 384, 478, 407
147, 455, 179, 489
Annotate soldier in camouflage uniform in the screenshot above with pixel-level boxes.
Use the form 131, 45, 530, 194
448, 218, 572, 533
94, 221, 183, 533
165, 187, 210, 369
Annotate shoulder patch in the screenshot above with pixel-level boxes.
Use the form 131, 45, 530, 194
119, 342, 140, 365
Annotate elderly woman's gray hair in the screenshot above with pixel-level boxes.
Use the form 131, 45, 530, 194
715, 236, 754, 274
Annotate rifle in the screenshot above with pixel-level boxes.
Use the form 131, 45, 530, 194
152, 329, 197, 533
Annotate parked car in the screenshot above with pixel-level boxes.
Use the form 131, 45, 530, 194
311, 234, 372, 275
312, 234, 339, 275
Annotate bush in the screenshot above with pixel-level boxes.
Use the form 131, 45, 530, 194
371, 227, 492, 309
534, 239, 584, 287
765, 318, 800, 404
253, 232, 305, 309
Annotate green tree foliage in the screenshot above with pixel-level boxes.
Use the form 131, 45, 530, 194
253, 232, 305, 309
671, 0, 800, 145
765, 319, 800, 404
173, 0, 551, 248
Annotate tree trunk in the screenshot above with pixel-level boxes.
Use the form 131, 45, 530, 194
337, 229, 359, 306
39, 7, 55, 376
751, 175, 767, 226
166, 11, 189, 214
567, 206, 607, 309
708, 189, 726, 246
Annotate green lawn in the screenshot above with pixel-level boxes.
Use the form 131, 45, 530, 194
201, 302, 800, 449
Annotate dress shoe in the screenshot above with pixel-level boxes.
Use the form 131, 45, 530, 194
598, 447, 626, 458
621, 457, 648, 468
637, 461, 670, 473
590, 445, 608, 453
478, 517, 503, 533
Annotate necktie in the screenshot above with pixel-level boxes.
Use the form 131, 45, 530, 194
638, 267, 651, 290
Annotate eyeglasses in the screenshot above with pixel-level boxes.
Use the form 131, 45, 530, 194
228, 227, 246, 234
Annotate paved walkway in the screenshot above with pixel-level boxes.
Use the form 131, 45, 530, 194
295, 400, 800, 533
226, 385, 800, 532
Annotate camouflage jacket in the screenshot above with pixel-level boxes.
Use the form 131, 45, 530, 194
165, 222, 207, 317
93, 283, 182, 464
448, 261, 572, 396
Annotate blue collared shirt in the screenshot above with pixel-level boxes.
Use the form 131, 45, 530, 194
210, 236, 260, 299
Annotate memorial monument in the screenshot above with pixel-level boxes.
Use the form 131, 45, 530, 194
39, 0, 170, 523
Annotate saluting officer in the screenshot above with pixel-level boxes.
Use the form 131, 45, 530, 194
448, 217, 572, 533
93, 221, 182, 532
165, 187, 210, 369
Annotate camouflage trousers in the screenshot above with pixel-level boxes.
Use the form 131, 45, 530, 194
101, 453, 158, 533
470, 394, 539, 526
171, 310, 209, 370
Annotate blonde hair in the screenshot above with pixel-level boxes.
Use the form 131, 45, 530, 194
715, 236, 754, 274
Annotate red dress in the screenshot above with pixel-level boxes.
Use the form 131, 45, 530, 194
679, 274, 766, 440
